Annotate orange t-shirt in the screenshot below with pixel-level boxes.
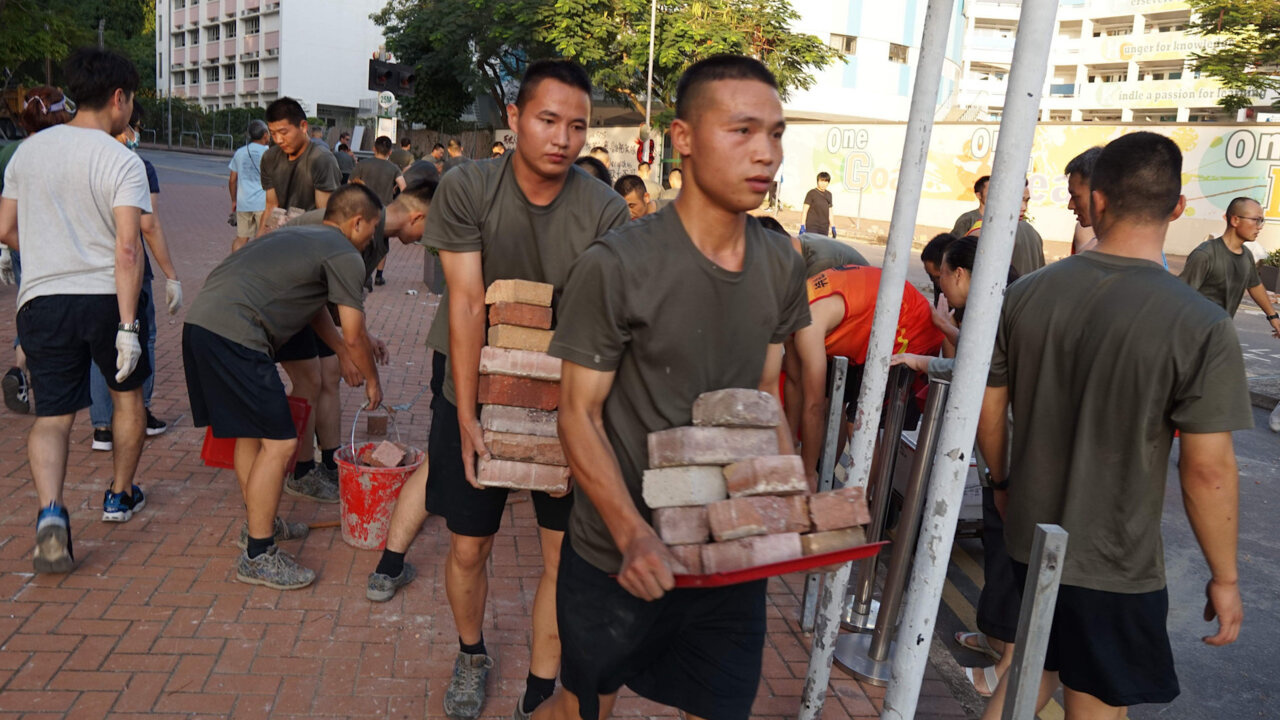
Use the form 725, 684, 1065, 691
807, 265, 944, 363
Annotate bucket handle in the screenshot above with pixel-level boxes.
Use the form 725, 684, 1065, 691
351, 403, 402, 450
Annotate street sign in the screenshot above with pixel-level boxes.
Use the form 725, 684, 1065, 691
378, 91, 395, 110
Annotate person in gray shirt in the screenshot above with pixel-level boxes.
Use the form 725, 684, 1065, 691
334, 143, 356, 183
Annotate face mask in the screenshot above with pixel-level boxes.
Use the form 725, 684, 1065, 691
125, 128, 139, 151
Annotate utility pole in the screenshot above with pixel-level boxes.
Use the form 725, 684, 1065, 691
166, 0, 173, 148
98, 18, 105, 49
644, 0, 656, 132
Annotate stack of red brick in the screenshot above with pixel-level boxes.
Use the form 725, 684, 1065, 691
475, 279, 570, 493
644, 389, 870, 575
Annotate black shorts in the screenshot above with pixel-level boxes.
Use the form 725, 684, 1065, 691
183, 324, 297, 440
274, 326, 336, 362
1011, 561, 1179, 707
18, 294, 152, 417
976, 488, 1020, 643
558, 538, 766, 720
423, 394, 572, 537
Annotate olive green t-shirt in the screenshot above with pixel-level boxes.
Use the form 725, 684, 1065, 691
1178, 236, 1261, 317
989, 252, 1252, 593
950, 208, 982, 238
259, 141, 341, 212
422, 155, 630, 404
186, 225, 366, 356
798, 233, 869, 278
389, 147, 414, 170
350, 157, 402, 205
549, 207, 812, 573
286, 209, 388, 288
1010, 221, 1045, 278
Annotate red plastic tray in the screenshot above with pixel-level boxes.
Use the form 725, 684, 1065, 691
674, 540, 889, 588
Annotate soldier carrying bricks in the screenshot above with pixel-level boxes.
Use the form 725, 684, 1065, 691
533, 55, 811, 720
419, 59, 629, 720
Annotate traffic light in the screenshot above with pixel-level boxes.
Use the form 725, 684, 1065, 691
368, 59, 416, 98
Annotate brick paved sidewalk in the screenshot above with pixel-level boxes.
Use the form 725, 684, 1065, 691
0, 177, 973, 718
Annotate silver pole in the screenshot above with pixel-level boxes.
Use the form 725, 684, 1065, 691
836, 378, 950, 686
801, 356, 850, 632
1002, 525, 1069, 720
644, 0, 656, 133
881, 0, 1059, 717
799, 0, 954, 715
166, 0, 173, 148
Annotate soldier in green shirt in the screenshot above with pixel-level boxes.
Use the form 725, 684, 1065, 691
1179, 196, 1280, 332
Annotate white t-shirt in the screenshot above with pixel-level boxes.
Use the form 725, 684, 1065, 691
1, 124, 152, 309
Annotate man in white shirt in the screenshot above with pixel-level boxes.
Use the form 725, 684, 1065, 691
0, 48, 153, 574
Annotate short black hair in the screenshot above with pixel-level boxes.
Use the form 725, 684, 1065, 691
447, 138, 462, 151
324, 184, 382, 224
756, 215, 788, 236
374, 135, 393, 155
400, 137, 411, 147
944, 235, 1019, 286
614, 174, 647, 198
515, 59, 592, 109
1226, 196, 1260, 219
309, 126, 324, 137
574, 156, 611, 185
432, 143, 445, 151
974, 175, 990, 195
64, 47, 139, 111
337, 143, 350, 152
921, 233, 956, 267
265, 97, 306, 126
129, 103, 145, 129
1091, 132, 1182, 223
817, 172, 831, 183
1064, 146, 1103, 180
397, 178, 438, 212
676, 55, 777, 121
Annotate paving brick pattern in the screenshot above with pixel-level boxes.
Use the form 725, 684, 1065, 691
0, 176, 970, 718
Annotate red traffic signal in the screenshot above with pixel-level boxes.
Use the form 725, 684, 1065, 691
368, 59, 415, 98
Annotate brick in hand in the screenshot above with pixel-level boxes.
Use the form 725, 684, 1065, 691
483, 430, 567, 466
642, 466, 727, 509
647, 426, 779, 468
489, 302, 553, 330
477, 457, 570, 493
480, 404, 559, 438
652, 506, 710, 545
488, 325, 554, 353
807, 486, 871, 532
691, 388, 782, 428
701, 532, 803, 574
484, 279, 554, 306
667, 544, 703, 574
479, 346, 562, 382
723, 455, 808, 497
477, 374, 560, 411
706, 495, 809, 542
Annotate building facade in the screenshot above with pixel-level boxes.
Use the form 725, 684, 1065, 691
155, 0, 388, 128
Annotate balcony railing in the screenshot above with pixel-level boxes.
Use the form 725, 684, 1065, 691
222, 81, 236, 95
206, 1, 220, 21
242, 35, 259, 54
263, 76, 278, 92
263, 30, 279, 51
243, 78, 259, 93
173, 48, 186, 64
223, 39, 237, 58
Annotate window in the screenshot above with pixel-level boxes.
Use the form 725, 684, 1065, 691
158, 53, 163, 78
829, 33, 857, 55
173, 32, 185, 48
244, 60, 260, 79
224, 64, 236, 80
244, 17, 260, 35
205, 66, 220, 83
206, 25, 220, 43
888, 43, 909, 64
174, 0, 185, 7
1169, 70, 1182, 80
189, 70, 199, 85
224, 21, 237, 38
188, 30, 198, 46
157, 20, 162, 42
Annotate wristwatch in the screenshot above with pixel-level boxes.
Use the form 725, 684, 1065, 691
118, 320, 140, 333
1266, 313, 1279, 322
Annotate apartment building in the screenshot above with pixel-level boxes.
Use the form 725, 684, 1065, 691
155, 0, 388, 128
959, 0, 1271, 123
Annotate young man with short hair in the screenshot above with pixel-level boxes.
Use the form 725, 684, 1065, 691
637, 160, 659, 199
491, 141, 507, 158
229, 119, 271, 252
184, 185, 384, 590
334, 143, 357, 184
1065, 146, 1103, 254
757, 215, 868, 277
802, 171, 834, 237
655, 167, 681, 205
533, 54, 809, 720
977, 132, 1250, 720
963, 181, 1045, 277
443, 138, 472, 174
390, 136, 415, 170
612, 174, 654, 220
1180, 197, 1280, 332
0, 48, 152, 572
423, 59, 630, 720
352, 135, 407, 206
589, 145, 610, 169
953, 175, 989, 237
309, 125, 330, 151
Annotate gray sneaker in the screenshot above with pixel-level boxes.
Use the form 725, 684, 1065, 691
511, 692, 532, 720
237, 516, 311, 549
443, 651, 494, 720
235, 545, 316, 590
284, 466, 340, 503
366, 561, 417, 602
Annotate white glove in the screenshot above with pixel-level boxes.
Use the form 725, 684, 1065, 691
165, 279, 183, 314
0, 249, 14, 286
115, 329, 142, 383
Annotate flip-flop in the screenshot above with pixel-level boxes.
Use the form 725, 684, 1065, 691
954, 631, 1001, 660
964, 665, 1000, 698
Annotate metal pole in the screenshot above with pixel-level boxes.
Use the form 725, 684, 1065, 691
881, 1, 1059, 717
801, 356, 850, 632
836, 378, 950, 686
845, 365, 914, 631
799, 0, 955, 714
166, 0, 173, 149
1002, 525, 1068, 720
644, 0, 656, 133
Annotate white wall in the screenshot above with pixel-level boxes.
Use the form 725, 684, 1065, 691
279, 0, 388, 112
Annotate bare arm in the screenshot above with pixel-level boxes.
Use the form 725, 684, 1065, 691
801, 204, 810, 223
559, 360, 676, 599
758, 343, 794, 456
257, 188, 279, 237
336, 304, 382, 410
0, 197, 16, 250
1247, 284, 1280, 339
440, 249, 489, 487
228, 170, 238, 210
140, 193, 178, 280
114, 206, 144, 325
975, 384, 1009, 513
794, 323, 829, 482
314, 189, 331, 209
1178, 431, 1242, 646
395, 175, 407, 192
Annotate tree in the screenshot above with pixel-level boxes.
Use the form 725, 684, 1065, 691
1187, 0, 1280, 113
373, 0, 839, 129
0, 0, 156, 92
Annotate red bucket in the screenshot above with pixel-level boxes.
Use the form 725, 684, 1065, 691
200, 396, 311, 471
334, 443, 425, 550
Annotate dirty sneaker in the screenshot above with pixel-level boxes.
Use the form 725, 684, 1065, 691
284, 466, 340, 503
366, 561, 417, 602
33, 503, 74, 574
237, 516, 310, 549
443, 651, 494, 720
102, 485, 146, 522
234, 545, 316, 590
3, 366, 29, 414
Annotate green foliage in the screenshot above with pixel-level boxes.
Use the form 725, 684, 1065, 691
1187, 0, 1280, 113
1260, 247, 1280, 268
0, 0, 157, 92
134, 93, 266, 150
372, 0, 839, 129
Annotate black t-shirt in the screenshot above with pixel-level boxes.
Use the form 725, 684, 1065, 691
803, 187, 833, 234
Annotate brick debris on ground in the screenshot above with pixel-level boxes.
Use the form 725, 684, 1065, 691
0, 168, 971, 718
